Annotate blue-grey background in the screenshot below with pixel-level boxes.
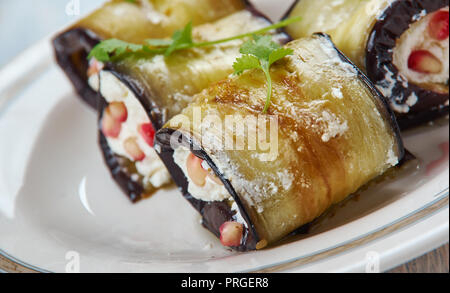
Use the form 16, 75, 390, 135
0, 0, 103, 68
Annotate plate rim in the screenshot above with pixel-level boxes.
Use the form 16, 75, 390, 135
0, 189, 447, 273
0, 34, 448, 275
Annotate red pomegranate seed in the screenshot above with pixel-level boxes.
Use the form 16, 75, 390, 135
428, 10, 449, 41
101, 109, 121, 138
186, 153, 207, 187
108, 102, 128, 123
408, 50, 443, 74
219, 222, 243, 247
138, 123, 156, 147
124, 138, 146, 161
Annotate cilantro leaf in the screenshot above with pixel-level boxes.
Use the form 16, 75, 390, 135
240, 35, 280, 61
165, 22, 193, 56
87, 17, 301, 62
233, 54, 261, 75
233, 36, 294, 113
88, 39, 143, 62
145, 39, 173, 47
269, 47, 294, 66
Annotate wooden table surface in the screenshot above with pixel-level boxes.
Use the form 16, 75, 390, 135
388, 243, 449, 273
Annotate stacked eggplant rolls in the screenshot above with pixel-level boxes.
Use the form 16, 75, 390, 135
96, 10, 288, 202
53, 0, 246, 108
285, 0, 449, 129
54, 0, 289, 202
52, 0, 411, 251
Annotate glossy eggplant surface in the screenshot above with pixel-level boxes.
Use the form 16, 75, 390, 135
155, 34, 405, 250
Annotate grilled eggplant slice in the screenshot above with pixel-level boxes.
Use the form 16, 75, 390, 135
53, 0, 246, 108
285, 0, 449, 129
97, 10, 289, 202
154, 34, 405, 251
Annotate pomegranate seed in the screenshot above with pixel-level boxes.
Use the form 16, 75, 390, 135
408, 50, 442, 74
124, 137, 146, 161
220, 222, 243, 247
186, 153, 207, 187
428, 10, 449, 41
101, 109, 121, 138
108, 102, 128, 123
87, 58, 104, 77
139, 123, 156, 147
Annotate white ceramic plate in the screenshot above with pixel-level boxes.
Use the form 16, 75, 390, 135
0, 0, 448, 273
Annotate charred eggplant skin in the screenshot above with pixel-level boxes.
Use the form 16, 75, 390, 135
366, 0, 449, 129
53, 29, 101, 108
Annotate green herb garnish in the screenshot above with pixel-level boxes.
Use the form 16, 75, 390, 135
88, 16, 301, 62
233, 35, 293, 113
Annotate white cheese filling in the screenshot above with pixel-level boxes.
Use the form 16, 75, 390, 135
393, 7, 449, 85
173, 146, 231, 202
99, 71, 171, 188
88, 74, 100, 92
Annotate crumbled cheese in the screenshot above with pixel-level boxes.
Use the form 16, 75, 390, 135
99, 71, 171, 188
331, 87, 344, 99
319, 111, 349, 142
389, 92, 419, 114
390, 100, 410, 114
277, 170, 294, 191
386, 149, 399, 167
88, 74, 100, 92
377, 65, 398, 99
406, 92, 419, 107
173, 146, 231, 202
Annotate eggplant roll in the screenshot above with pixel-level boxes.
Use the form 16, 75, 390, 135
97, 10, 289, 202
52, 0, 246, 108
154, 34, 405, 251
285, 0, 449, 129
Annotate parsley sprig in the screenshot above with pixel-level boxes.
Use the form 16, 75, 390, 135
233, 35, 293, 113
88, 16, 301, 62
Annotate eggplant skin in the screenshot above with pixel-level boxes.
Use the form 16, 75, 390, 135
97, 72, 154, 203
99, 130, 144, 203
366, 0, 449, 129
53, 29, 101, 108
